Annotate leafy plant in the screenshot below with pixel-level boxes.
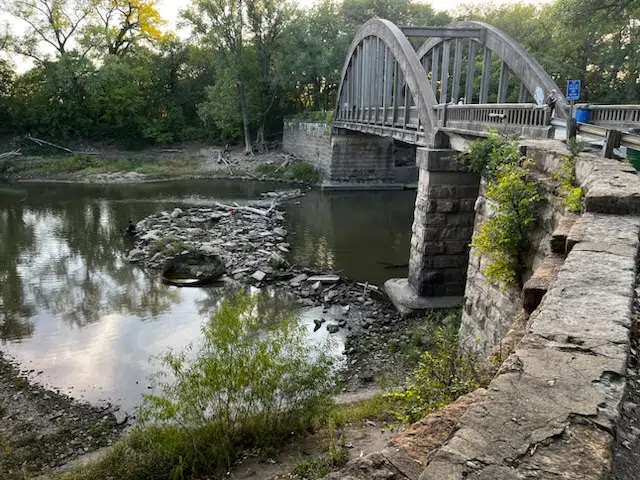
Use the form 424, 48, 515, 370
61, 293, 336, 480
472, 162, 541, 288
138, 292, 336, 475
459, 131, 522, 180
462, 134, 541, 288
554, 139, 584, 213
386, 324, 490, 423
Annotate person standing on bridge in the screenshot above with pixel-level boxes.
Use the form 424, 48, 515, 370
545, 89, 559, 117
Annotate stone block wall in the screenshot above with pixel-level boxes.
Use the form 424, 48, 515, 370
330, 132, 394, 183
459, 174, 564, 354
282, 120, 332, 175
408, 149, 480, 298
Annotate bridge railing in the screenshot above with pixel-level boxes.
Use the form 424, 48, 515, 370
578, 105, 640, 129
434, 103, 553, 138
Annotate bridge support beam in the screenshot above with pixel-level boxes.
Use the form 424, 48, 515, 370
385, 148, 480, 316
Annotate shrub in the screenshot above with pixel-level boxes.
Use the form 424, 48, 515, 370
139, 292, 336, 474
386, 324, 490, 423
554, 140, 584, 213
472, 162, 541, 288
462, 133, 541, 288
256, 161, 321, 184
61, 293, 336, 480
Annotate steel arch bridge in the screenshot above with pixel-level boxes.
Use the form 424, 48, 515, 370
332, 19, 568, 147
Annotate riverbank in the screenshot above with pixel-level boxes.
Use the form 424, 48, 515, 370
0, 352, 126, 479
0, 144, 322, 185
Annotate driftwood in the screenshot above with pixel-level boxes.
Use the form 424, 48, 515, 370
217, 145, 233, 175
27, 135, 74, 153
214, 201, 275, 217
24, 135, 99, 156
0, 149, 22, 159
275, 157, 291, 173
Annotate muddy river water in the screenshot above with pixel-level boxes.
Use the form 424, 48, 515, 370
0, 180, 416, 411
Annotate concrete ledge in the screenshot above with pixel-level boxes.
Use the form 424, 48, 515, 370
384, 278, 463, 316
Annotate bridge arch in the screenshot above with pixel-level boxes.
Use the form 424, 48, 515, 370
415, 21, 568, 118
333, 18, 439, 140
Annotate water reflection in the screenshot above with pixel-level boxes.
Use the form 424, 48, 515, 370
0, 180, 414, 409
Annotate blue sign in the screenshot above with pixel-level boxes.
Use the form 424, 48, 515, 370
567, 80, 581, 101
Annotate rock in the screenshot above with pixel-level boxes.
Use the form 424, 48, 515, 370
268, 252, 288, 269
312, 281, 322, 291
113, 410, 128, 425
126, 249, 145, 262
171, 208, 183, 218
313, 319, 323, 332
251, 270, 267, 282
290, 273, 308, 286
327, 323, 340, 334
273, 227, 287, 237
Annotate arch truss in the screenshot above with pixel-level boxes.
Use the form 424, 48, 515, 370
333, 19, 568, 146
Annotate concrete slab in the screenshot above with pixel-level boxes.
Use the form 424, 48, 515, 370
384, 278, 462, 316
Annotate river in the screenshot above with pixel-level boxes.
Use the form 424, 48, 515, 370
0, 180, 415, 411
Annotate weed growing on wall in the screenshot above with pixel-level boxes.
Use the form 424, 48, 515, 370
460, 132, 541, 288
554, 139, 585, 213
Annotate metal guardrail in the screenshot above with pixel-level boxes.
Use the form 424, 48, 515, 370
551, 118, 640, 150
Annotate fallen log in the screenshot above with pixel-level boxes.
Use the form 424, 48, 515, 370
26, 135, 74, 153
214, 201, 275, 217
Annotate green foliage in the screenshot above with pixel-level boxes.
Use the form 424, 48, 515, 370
386, 324, 490, 423
554, 139, 584, 213
459, 131, 522, 179
61, 293, 336, 480
2, 155, 202, 178
292, 428, 349, 479
256, 161, 322, 184
463, 135, 541, 288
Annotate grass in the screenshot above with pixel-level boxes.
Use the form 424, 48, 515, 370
0, 154, 202, 178
292, 430, 348, 479
256, 161, 322, 184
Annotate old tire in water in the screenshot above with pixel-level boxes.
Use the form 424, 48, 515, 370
161, 253, 225, 287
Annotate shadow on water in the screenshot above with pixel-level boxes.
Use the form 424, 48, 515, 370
0, 180, 415, 409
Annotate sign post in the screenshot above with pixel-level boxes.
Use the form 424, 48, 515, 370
566, 80, 581, 140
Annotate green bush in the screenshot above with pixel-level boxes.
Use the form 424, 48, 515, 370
472, 162, 541, 288
462, 133, 541, 288
386, 324, 490, 423
554, 140, 584, 213
61, 293, 336, 480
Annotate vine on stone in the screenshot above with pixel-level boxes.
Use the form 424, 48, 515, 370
460, 132, 541, 289
554, 139, 584, 214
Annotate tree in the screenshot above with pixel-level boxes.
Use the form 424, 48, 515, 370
1, 0, 97, 61
183, 0, 254, 153
82, 0, 167, 57
247, 0, 292, 146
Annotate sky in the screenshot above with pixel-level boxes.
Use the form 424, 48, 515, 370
3, 0, 552, 70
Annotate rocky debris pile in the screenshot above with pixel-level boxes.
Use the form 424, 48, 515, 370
127, 197, 292, 272
0, 353, 126, 477
260, 188, 304, 202
126, 191, 439, 392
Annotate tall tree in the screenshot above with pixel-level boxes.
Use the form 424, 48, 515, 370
247, 0, 292, 145
1, 0, 97, 61
183, 0, 254, 153
82, 0, 166, 56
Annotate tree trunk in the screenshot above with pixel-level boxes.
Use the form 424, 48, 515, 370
236, 80, 253, 154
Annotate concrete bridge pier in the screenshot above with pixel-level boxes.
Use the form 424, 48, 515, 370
385, 148, 480, 315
